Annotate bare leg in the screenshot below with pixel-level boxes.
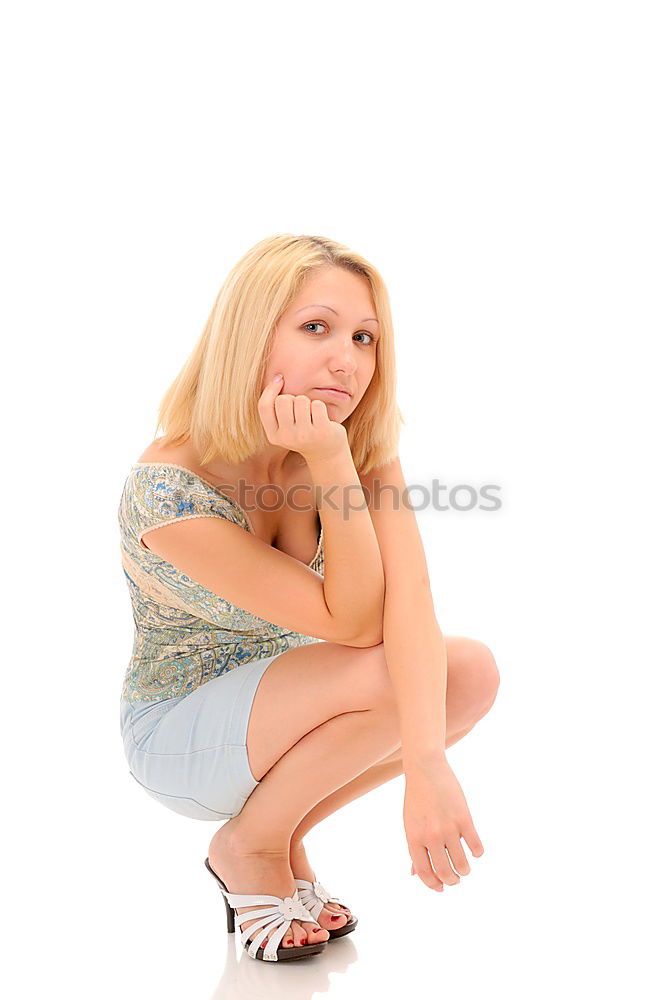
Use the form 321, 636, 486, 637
206, 635, 499, 950
292, 718, 476, 847
288, 718, 478, 915
207, 701, 401, 951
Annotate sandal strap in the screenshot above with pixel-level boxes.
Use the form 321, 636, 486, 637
240, 912, 288, 960
220, 888, 317, 962
294, 877, 343, 921
223, 891, 284, 907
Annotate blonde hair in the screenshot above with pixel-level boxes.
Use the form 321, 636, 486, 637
154, 233, 405, 476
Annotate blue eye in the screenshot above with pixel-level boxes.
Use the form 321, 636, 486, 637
303, 321, 375, 345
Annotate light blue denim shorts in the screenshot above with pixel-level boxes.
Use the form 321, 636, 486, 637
119, 654, 280, 822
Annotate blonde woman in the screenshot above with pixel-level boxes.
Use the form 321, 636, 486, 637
118, 233, 500, 963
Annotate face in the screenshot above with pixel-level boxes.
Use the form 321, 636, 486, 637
264, 266, 380, 420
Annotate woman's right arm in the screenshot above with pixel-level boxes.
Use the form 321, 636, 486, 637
138, 511, 381, 648
306, 447, 385, 648
138, 377, 385, 647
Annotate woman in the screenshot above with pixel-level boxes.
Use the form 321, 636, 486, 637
118, 233, 500, 963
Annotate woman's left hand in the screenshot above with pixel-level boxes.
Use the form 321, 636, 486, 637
403, 752, 484, 891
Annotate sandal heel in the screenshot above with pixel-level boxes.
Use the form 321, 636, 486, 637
220, 887, 236, 933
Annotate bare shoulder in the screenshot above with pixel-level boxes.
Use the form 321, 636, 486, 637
135, 436, 187, 464
358, 455, 409, 527
358, 455, 407, 506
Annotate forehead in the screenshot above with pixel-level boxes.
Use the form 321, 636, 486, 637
291, 267, 375, 312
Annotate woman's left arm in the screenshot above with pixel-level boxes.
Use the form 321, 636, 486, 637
360, 456, 448, 766
360, 456, 484, 891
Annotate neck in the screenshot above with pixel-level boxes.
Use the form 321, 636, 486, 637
204, 444, 306, 485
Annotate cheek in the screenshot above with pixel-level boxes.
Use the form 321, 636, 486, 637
267, 339, 302, 378
362, 359, 377, 389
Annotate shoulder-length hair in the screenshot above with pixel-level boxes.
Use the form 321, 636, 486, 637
154, 233, 405, 476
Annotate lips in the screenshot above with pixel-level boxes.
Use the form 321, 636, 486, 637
313, 387, 351, 398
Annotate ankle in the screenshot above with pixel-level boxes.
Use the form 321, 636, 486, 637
211, 824, 291, 860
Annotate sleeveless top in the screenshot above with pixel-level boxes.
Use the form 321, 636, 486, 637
118, 462, 325, 703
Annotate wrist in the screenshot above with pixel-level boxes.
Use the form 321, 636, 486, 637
305, 447, 351, 474
402, 746, 449, 772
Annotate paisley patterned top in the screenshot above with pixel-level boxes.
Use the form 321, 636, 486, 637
118, 462, 325, 703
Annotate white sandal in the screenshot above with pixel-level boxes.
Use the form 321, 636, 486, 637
204, 858, 328, 962
295, 876, 358, 938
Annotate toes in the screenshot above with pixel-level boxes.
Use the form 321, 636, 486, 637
242, 920, 272, 951
291, 921, 309, 947
323, 904, 349, 925
303, 920, 329, 942
326, 902, 351, 916
244, 914, 329, 952
311, 907, 346, 930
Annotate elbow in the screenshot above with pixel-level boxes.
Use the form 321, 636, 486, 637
349, 619, 384, 648
344, 592, 385, 648
352, 631, 384, 648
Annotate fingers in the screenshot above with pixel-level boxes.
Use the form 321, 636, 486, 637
293, 393, 314, 425
411, 832, 477, 890
462, 820, 485, 857
274, 392, 296, 426
446, 837, 471, 876
259, 372, 316, 437
274, 393, 314, 432
410, 845, 445, 891
428, 839, 461, 887
258, 373, 285, 438
257, 375, 345, 461
310, 397, 330, 426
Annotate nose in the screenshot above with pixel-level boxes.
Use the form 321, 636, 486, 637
328, 337, 358, 375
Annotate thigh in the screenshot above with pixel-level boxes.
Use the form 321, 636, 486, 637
246, 640, 394, 782
245, 635, 499, 781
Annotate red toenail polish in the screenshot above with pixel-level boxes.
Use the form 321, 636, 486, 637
331, 914, 341, 920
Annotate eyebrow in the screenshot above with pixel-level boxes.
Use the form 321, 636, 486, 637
294, 303, 379, 325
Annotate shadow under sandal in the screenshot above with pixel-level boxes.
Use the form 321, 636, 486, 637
204, 858, 328, 962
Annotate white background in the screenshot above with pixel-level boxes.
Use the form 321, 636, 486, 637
3, 1, 662, 997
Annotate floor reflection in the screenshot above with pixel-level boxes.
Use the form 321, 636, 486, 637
208, 927, 358, 999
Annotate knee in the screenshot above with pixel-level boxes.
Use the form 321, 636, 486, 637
349, 639, 500, 720
472, 642, 500, 714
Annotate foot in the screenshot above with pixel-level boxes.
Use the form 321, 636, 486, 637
290, 840, 352, 929
208, 821, 329, 952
